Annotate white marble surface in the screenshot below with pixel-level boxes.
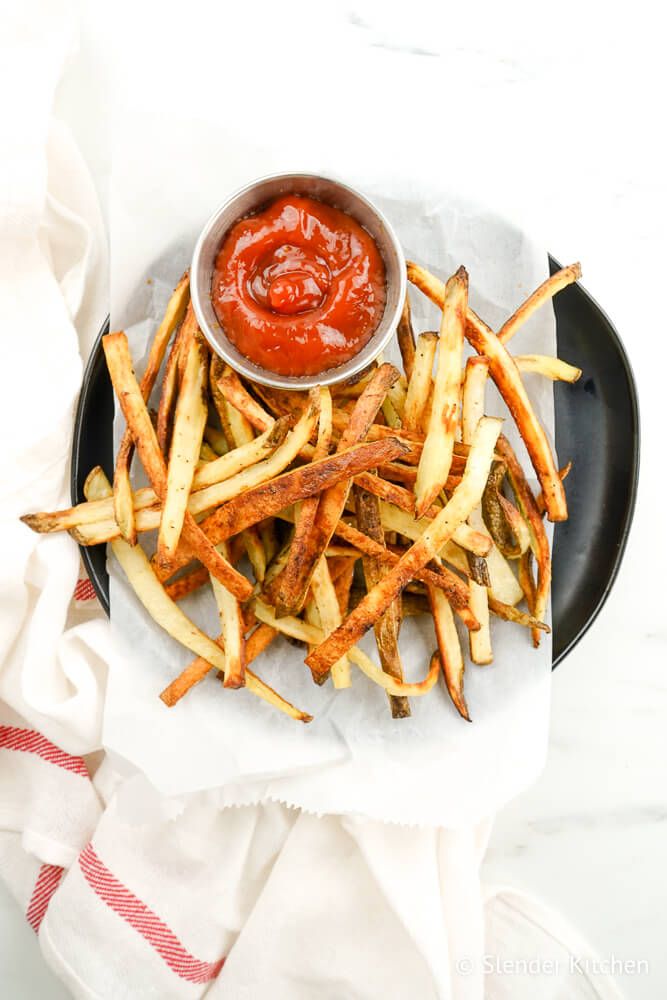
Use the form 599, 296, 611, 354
3, 1, 666, 996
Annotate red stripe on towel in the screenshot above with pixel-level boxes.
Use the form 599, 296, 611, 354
78, 843, 225, 984
26, 863, 65, 932
0, 726, 89, 777
74, 577, 97, 602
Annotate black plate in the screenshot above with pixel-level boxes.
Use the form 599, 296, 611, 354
71, 258, 639, 665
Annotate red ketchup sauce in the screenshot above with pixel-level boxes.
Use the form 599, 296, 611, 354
211, 195, 386, 377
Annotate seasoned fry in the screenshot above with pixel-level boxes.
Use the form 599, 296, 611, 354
157, 299, 199, 456
114, 272, 190, 543
535, 462, 572, 517
428, 587, 469, 720
396, 291, 416, 380
157, 333, 208, 565
84, 468, 309, 721
211, 540, 246, 688
496, 434, 551, 647
165, 565, 209, 601
355, 485, 409, 718
415, 267, 468, 517
305, 416, 502, 676
514, 355, 582, 383
482, 462, 531, 558
102, 331, 252, 600
407, 261, 567, 521
274, 386, 333, 615
212, 365, 274, 432
498, 263, 582, 345
403, 332, 437, 432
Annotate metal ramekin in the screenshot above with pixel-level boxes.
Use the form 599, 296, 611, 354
190, 172, 406, 390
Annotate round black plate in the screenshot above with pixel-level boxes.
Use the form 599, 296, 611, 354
71, 258, 639, 665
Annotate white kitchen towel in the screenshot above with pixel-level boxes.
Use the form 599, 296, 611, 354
0, 4, 624, 1000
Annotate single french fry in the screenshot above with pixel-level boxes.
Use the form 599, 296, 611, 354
165, 565, 209, 601
498, 263, 582, 345
407, 261, 567, 521
83, 468, 309, 721
305, 416, 502, 677
212, 365, 274, 432
535, 462, 572, 517
428, 586, 469, 720
355, 485, 409, 718
415, 267, 468, 517
157, 298, 199, 456
514, 355, 582, 383
376, 501, 491, 558
403, 332, 438, 433
496, 434, 551, 647
211, 540, 246, 688
157, 333, 208, 565
114, 272, 190, 543
204, 425, 229, 456
274, 387, 333, 616
102, 331, 252, 600
397, 291, 416, 381
310, 557, 350, 688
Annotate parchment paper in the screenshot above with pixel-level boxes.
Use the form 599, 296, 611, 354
105, 112, 555, 827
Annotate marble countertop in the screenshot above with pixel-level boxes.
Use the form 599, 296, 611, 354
3, 2, 665, 997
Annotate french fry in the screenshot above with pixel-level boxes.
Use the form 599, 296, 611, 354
482, 461, 531, 558
355, 485, 410, 718
203, 425, 229, 455
497, 263, 582, 345
396, 291, 416, 381
535, 462, 572, 517
102, 331, 252, 601
83, 468, 309, 721
211, 540, 246, 688
305, 416, 502, 677
415, 266, 468, 517
310, 557, 350, 688
496, 434, 551, 647
165, 565, 209, 601
428, 586, 469, 720
157, 333, 208, 565
407, 261, 567, 521
274, 386, 333, 615
212, 365, 274, 432
514, 355, 582, 383
403, 332, 437, 432
461, 353, 492, 665
375, 502, 491, 559
114, 272, 190, 543
157, 299, 199, 455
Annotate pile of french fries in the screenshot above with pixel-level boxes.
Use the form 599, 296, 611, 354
22, 260, 582, 723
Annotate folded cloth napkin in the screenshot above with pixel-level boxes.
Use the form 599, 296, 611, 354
0, 5, 624, 999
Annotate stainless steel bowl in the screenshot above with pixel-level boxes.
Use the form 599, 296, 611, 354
190, 172, 406, 390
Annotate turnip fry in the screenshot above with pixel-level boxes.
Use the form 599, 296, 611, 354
428, 587, 469, 720
83, 468, 309, 721
115, 271, 190, 543
403, 332, 437, 433
211, 540, 246, 688
305, 416, 502, 677
102, 331, 252, 600
415, 266, 468, 517
397, 291, 416, 381
514, 355, 582, 382
498, 263, 582, 345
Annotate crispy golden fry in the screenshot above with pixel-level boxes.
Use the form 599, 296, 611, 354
332, 558, 356, 616
160, 624, 278, 707
461, 353, 492, 664
498, 263, 582, 345
403, 332, 438, 433
102, 331, 252, 600
267, 364, 400, 613
496, 435, 551, 647
482, 462, 531, 558
204, 425, 229, 455
381, 394, 401, 428
157, 299, 199, 456
274, 387, 333, 616
114, 272, 190, 544
211, 540, 246, 688
514, 355, 582, 383
397, 292, 416, 381
428, 587, 469, 719
407, 261, 567, 522
305, 416, 502, 677
310, 557, 350, 688
415, 267, 468, 517
157, 334, 208, 565
165, 565, 209, 601
84, 468, 309, 721
199, 441, 219, 462
355, 485, 409, 718
212, 365, 274, 432
535, 462, 572, 517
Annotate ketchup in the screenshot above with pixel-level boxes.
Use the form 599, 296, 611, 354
211, 195, 386, 377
